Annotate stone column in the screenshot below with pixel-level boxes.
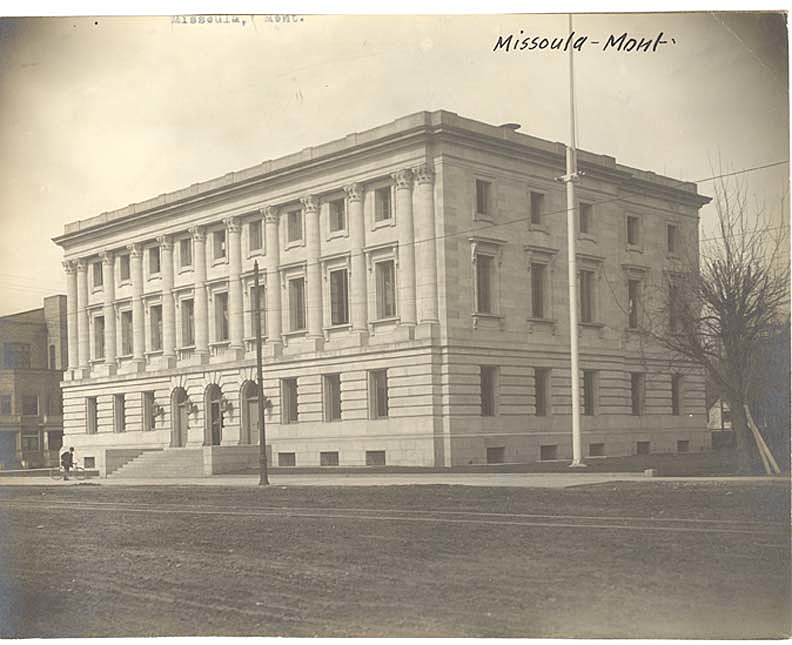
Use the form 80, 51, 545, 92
263, 207, 282, 354
76, 260, 90, 374
413, 163, 439, 325
190, 226, 210, 363
393, 168, 416, 326
63, 260, 78, 374
302, 195, 323, 342
129, 243, 145, 370
225, 216, 244, 358
101, 251, 117, 373
345, 183, 368, 338
158, 235, 176, 367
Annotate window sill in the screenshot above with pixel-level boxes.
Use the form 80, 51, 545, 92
370, 316, 399, 326
327, 228, 348, 242
283, 329, 307, 338
148, 273, 161, 281
473, 214, 495, 225
324, 322, 351, 332
91, 286, 104, 294
371, 217, 394, 230
578, 233, 597, 242
472, 312, 504, 330
210, 340, 230, 347
246, 249, 265, 259
118, 280, 131, 288
177, 265, 193, 274
626, 244, 643, 254
284, 239, 304, 251
527, 316, 556, 325
145, 350, 163, 357
211, 258, 228, 267
580, 321, 605, 329
529, 224, 549, 234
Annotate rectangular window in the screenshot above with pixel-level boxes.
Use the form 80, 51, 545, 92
181, 299, 195, 347
21, 432, 40, 451
150, 305, 163, 351
119, 254, 131, 282
583, 370, 596, 416
3, 343, 31, 368
213, 230, 226, 260
626, 215, 640, 246
671, 374, 682, 416
374, 187, 392, 222
92, 261, 103, 288
214, 292, 229, 341
375, 260, 396, 319
631, 372, 645, 416
677, 440, 690, 453
114, 393, 126, 432
627, 279, 640, 329
22, 395, 38, 416
579, 202, 592, 234
530, 191, 544, 226
636, 441, 651, 456
476, 179, 491, 217
475, 254, 494, 314
579, 269, 594, 323
329, 269, 349, 325
121, 311, 133, 355
287, 210, 303, 243
531, 263, 546, 319
369, 369, 389, 419
320, 451, 339, 466
667, 224, 678, 254
249, 285, 266, 336
249, 219, 263, 252
149, 247, 161, 274
534, 367, 550, 416
589, 442, 605, 457
540, 444, 558, 461
179, 238, 192, 268
323, 374, 342, 422
83, 456, 95, 469
278, 452, 296, 467
281, 378, 298, 424
94, 316, 105, 360
328, 198, 345, 232
86, 397, 98, 434
480, 366, 497, 417
365, 450, 386, 466
142, 391, 156, 431
288, 278, 306, 331
486, 446, 505, 464
0, 395, 11, 415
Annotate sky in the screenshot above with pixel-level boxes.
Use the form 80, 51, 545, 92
0, 11, 788, 315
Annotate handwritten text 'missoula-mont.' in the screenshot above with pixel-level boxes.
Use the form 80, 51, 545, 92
493, 31, 676, 53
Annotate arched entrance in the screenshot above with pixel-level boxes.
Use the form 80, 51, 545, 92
171, 387, 190, 447
205, 384, 223, 446
240, 380, 259, 445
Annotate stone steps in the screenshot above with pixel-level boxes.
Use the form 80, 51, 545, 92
108, 448, 205, 479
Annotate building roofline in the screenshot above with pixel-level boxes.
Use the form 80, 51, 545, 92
53, 109, 711, 246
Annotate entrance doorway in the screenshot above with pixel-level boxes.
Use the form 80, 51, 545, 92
171, 387, 190, 447
205, 384, 223, 446
240, 381, 259, 445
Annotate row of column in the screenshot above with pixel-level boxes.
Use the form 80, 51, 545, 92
63, 163, 438, 375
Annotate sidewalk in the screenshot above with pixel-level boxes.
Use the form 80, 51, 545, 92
0, 471, 786, 488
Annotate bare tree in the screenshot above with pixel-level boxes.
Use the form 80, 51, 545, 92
644, 171, 789, 472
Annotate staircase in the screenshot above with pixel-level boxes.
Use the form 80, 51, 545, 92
107, 448, 205, 479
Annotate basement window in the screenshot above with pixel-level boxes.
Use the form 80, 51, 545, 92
677, 440, 690, 453
320, 451, 339, 467
486, 447, 505, 464
278, 452, 296, 467
588, 443, 605, 457
540, 444, 558, 461
636, 441, 651, 456
365, 450, 386, 466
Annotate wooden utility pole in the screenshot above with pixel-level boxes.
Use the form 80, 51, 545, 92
253, 260, 269, 486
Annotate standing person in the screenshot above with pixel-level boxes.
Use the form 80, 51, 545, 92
60, 447, 75, 481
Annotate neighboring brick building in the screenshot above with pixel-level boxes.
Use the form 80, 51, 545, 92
53, 110, 710, 477
0, 296, 67, 468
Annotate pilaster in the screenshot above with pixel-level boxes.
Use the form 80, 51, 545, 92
128, 243, 145, 372
345, 182, 369, 344
76, 259, 90, 374
62, 260, 79, 377
263, 206, 283, 356
302, 195, 324, 347
413, 163, 439, 326
157, 235, 177, 368
393, 168, 416, 326
224, 216, 245, 359
101, 251, 117, 375
190, 226, 210, 364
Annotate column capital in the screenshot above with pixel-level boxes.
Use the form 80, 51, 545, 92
62, 260, 77, 274
263, 205, 279, 224
156, 234, 173, 250
76, 259, 89, 272
100, 250, 115, 266
223, 216, 241, 233
189, 226, 205, 242
413, 163, 435, 185
300, 195, 319, 213
344, 183, 364, 202
126, 242, 143, 258
392, 168, 413, 190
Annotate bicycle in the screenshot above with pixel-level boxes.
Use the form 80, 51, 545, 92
49, 462, 88, 481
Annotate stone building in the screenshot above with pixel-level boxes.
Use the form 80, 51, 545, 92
0, 296, 67, 468
54, 110, 710, 477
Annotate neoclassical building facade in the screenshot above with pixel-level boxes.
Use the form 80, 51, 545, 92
55, 110, 710, 476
